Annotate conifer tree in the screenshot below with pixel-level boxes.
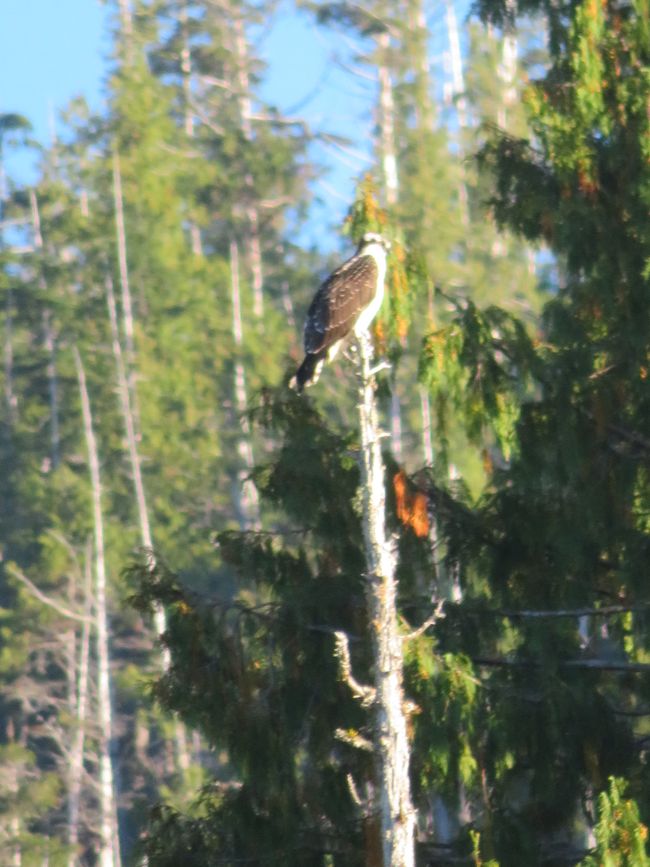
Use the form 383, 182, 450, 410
132, 186, 435, 866
417, 0, 650, 860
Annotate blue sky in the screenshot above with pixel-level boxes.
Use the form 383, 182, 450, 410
0, 1, 462, 245
1, 1, 109, 170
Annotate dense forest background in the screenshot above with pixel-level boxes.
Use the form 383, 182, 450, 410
0, 0, 648, 864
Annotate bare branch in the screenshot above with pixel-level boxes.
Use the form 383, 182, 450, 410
335, 727, 374, 751
403, 601, 445, 641
479, 604, 650, 619
7, 564, 91, 624
334, 630, 376, 707
473, 656, 650, 672
346, 773, 364, 808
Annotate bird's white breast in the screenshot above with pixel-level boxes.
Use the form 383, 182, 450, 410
353, 242, 387, 336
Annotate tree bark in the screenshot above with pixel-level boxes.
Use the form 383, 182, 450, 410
375, 31, 404, 463
4, 289, 16, 430
231, 8, 264, 319
229, 239, 260, 530
356, 331, 416, 867
179, 3, 203, 257
105, 277, 160, 637
444, 0, 469, 225
377, 31, 399, 209
498, 6, 518, 131
43, 311, 60, 470
105, 277, 190, 772
445, 0, 468, 129
30, 190, 60, 470
68, 547, 92, 867
73, 348, 121, 867
111, 150, 136, 367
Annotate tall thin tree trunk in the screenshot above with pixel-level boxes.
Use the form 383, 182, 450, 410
1, 142, 15, 435
356, 330, 415, 867
111, 150, 136, 367
179, 3, 194, 139
43, 311, 60, 470
105, 278, 156, 620
377, 32, 399, 209
179, 3, 203, 257
31, 191, 60, 470
408, 0, 434, 129
118, 0, 133, 63
111, 149, 191, 771
4, 290, 16, 429
68, 547, 92, 867
280, 279, 295, 329
105, 277, 190, 772
10, 771, 21, 867
445, 0, 468, 129
73, 348, 121, 867
445, 0, 470, 225
498, 6, 518, 131
376, 31, 404, 462
229, 239, 260, 530
232, 9, 264, 318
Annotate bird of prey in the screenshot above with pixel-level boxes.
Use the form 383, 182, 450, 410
290, 232, 391, 392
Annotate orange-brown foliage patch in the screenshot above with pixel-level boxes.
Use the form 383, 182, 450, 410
394, 469, 430, 538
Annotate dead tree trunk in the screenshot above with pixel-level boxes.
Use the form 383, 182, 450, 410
231, 7, 264, 319
30, 190, 60, 470
376, 31, 404, 464
104, 278, 163, 643
354, 331, 416, 867
105, 277, 190, 772
444, 0, 470, 226
111, 150, 136, 369
73, 349, 121, 867
229, 239, 260, 530
179, 3, 203, 257
67, 547, 92, 867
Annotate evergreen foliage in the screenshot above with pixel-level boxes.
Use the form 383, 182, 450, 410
416, 0, 650, 861
580, 777, 650, 867
2, 0, 649, 862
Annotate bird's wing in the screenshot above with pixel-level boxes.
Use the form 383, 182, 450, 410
303, 254, 378, 354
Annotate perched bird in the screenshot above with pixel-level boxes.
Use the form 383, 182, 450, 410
290, 232, 391, 392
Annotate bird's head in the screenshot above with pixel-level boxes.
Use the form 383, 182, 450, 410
359, 232, 391, 253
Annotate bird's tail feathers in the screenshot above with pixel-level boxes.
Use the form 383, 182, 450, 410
289, 353, 326, 394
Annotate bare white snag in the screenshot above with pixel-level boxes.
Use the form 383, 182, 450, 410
4, 289, 16, 428
229, 239, 260, 530
68, 548, 92, 867
104, 278, 165, 641
118, 0, 134, 64
445, 0, 468, 130
179, 3, 194, 139
498, 0, 518, 131
231, 8, 264, 319
105, 277, 190, 772
73, 348, 121, 867
375, 29, 405, 463
377, 31, 399, 209
112, 150, 136, 366
111, 146, 193, 773
43, 310, 60, 470
444, 0, 470, 225
354, 330, 416, 867
179, 3, 203, 257
30, 192, 61, 470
